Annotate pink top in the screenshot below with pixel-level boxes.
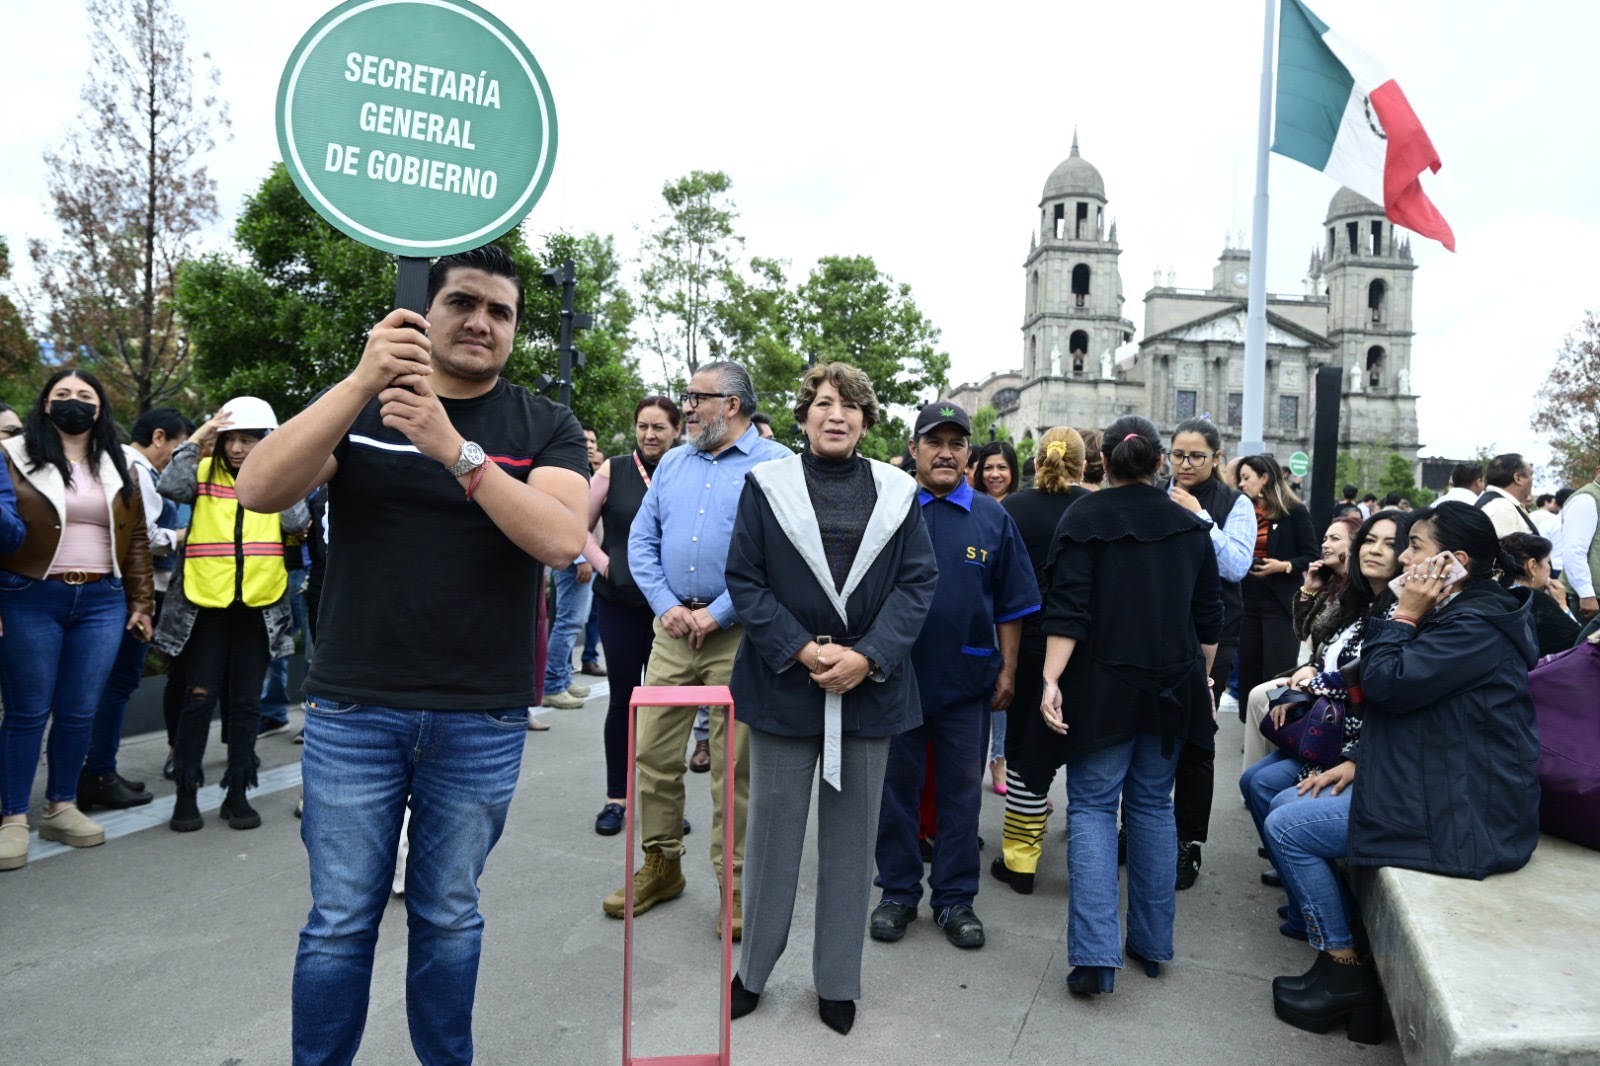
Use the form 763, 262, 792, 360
51, 461, 114, 574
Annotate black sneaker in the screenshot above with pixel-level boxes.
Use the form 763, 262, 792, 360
1176, 841, 1202, 890
869, 900, 917, 942
938, 904, 986, 949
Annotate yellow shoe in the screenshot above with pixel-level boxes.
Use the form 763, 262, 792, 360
716, 887, 743, 940
603, 849, 685, 918
0, 823, 29, 871
37, 805, 105, 848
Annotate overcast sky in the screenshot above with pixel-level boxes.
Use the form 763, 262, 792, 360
4, 0, 1596, 470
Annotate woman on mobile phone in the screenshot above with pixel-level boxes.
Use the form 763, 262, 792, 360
1260, 501, 1539, 1044
1234, 455, 1317, 707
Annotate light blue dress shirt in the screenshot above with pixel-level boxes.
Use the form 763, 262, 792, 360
628, 423, 792, 629
1200, 492, 1257, 583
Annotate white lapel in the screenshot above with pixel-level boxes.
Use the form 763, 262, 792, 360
2, 436, 67, 523
747, 456, 920, 630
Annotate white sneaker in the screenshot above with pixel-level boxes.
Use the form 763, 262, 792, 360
543, 690, 585, 710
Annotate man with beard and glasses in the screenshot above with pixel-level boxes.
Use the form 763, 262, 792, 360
603, 362, 790, 938
871, 402, 1038, 951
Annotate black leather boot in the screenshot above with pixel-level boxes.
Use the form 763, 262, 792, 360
170, 785, 203, 832
219, 762, 262, 830
1272, 953, 1383, 1044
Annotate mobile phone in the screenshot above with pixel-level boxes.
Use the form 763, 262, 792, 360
1388, 556, 1469, 596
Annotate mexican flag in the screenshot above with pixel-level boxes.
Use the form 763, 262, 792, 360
1272, 0, 1455, 251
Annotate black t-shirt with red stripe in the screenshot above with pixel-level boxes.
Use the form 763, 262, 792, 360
306, 379, 588, 710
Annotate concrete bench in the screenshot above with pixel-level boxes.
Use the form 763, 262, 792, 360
1359, 834, 1600, 1065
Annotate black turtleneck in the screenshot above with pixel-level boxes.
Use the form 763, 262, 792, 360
802, 451, 876, 590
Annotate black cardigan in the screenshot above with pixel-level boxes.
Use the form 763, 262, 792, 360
1017, 484, 1223, 789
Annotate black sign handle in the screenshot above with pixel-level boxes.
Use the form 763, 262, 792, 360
395, 256, 430, 321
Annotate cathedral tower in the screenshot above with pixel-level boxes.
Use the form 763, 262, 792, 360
1021, 135, 1135, 380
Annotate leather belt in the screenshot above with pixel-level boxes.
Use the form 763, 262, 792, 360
815, 633, 867, 646
681, 598, 713, 610
48, 571, 106, 585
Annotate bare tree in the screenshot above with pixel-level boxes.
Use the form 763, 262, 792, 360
1531, 310, 1600, 484
30, 0, 229, 413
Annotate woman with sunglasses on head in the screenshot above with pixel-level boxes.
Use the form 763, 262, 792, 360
1235, 455, 1317, 712
1241, 512, 1364, 771
0, 403, 23, 439
1243, 511, 1407, 910
0, 370, 154, 872
582, 394, 682, 836
1261, 502, 1538, 1043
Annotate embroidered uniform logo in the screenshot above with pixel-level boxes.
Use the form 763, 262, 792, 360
964, 546, 990, 566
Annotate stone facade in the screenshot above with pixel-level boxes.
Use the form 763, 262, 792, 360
948, 142, 1422, 463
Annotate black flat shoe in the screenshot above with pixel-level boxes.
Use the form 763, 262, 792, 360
1125, 942, 1161, 978
989, 856, 1035, 895
77, 772, 153, 810
818, 998, 855, 1035
1261, 869, 1283, 888
730, 975, 760, 1019
594, 803, 624, 836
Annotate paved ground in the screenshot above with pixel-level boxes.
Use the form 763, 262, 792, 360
1, 687, 1406, 1066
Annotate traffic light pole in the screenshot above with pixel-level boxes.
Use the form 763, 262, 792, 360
542, 258, 594, 410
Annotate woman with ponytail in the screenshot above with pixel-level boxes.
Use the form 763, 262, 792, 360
1032, 416, 1222, 995
1263, 501, 1539, 1043
990, 427, 1092, 894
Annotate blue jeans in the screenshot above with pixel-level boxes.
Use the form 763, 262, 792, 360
581, 598, 600, 666
292, 697, 529, 1066
1263, 786, 1356, 951
85, 625, 152, 776
989, 710, 1006, 762
543, 564, 593, 696
0, 574, 127, 815
1066, 734, 1181, 968
1239, 751, 1306, 845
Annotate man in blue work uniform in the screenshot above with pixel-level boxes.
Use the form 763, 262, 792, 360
871, 402, 1040, 949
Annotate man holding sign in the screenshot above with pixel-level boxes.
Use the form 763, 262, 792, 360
237, 245, 589, 1065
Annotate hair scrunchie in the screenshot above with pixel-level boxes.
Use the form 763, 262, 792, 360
1122, 433, 1140, 443
1045, 440, 1068, 460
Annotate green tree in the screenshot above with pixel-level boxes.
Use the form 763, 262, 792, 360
970, 406, 1013, 446
712, 256, 803, 444
0, 238, 40, 406
30, 0, 229, 413
1531, 310, 1600, 483
789, 255, 950, 460
176, 164, 640, 427
636, 170, 741, 381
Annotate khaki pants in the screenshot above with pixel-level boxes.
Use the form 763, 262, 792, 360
1241, 679, 1279, 771
635, 619, 749, 885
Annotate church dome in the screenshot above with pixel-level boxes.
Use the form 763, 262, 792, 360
1326, 186, 1382, 222
1042, 133, 1105, 202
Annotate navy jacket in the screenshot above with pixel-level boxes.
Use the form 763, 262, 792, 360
726, 456, 938, 738
1351, 582, 1541, 879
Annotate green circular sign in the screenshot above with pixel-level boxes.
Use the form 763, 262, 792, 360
275, 0, 557, 257
1289, 451, 1311, 477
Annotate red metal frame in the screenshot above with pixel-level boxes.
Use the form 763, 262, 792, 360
623, 685, 736, 1066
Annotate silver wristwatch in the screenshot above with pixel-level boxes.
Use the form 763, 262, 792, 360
445, 441, 486, 477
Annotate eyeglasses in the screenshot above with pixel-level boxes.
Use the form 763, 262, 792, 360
680, 391, 729, 408
1165, 450, 1216, 466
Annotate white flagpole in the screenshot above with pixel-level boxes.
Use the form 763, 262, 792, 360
1241, 0, 1276, 457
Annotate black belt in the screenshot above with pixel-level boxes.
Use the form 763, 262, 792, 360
815, 633, 868, 645
681, 598, 713, 610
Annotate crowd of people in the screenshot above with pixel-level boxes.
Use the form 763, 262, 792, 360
0, 241, 1591, 1063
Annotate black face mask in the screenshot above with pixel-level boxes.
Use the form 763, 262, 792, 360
48, 399, 99, 436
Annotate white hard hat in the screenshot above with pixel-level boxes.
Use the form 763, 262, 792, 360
220, 396, 279, 433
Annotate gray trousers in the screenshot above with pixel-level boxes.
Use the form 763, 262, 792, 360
738, 727, 890, 1002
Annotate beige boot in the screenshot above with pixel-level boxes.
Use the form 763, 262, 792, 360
0, 823, 29, 871
603, 848, 685, 918
37, 805, 105, 848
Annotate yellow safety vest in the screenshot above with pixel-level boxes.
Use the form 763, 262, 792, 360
182, 457, 287, 609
